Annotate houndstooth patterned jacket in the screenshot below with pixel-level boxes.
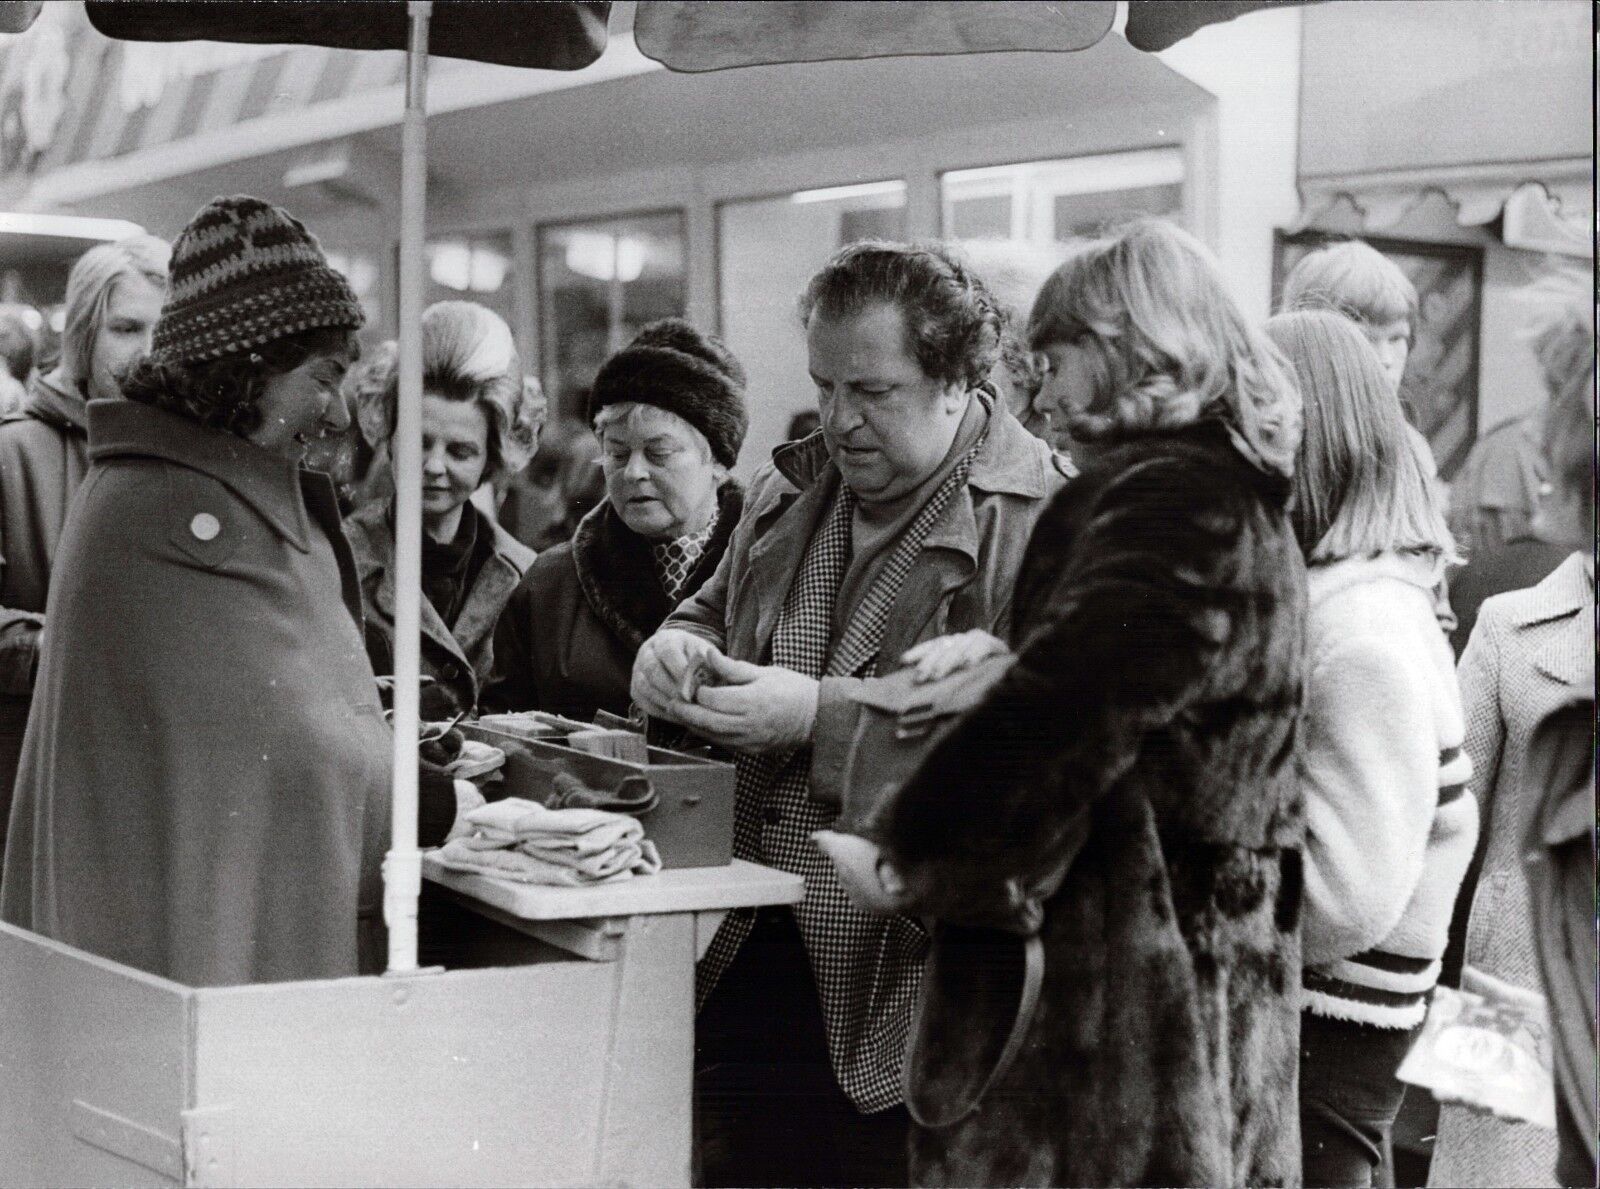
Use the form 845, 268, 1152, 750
663, 403, 1067, 1112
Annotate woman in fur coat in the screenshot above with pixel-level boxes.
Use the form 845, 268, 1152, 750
820, 220, 1309, 1187
485, 319, 745, 721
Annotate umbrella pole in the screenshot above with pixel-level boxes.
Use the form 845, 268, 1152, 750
384, 0, 432, 976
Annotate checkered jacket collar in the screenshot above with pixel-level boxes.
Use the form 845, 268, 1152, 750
769, 392, 1050, 500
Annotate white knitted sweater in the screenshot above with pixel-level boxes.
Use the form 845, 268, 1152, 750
1300, 552, 1480, 1029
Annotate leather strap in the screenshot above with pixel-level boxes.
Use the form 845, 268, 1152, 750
902, 931, 1045, 1130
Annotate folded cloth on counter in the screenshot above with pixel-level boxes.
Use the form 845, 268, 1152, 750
441, 797, 661, 885
437, 838, 622, 886
544, 771, 659, 815
461, 797, 644, 855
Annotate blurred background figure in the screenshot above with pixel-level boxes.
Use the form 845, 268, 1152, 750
1281, 238, 1456, 634
1428, 340, 1594, 1189
496, 412, 605, 551
487, 318, 746, 722
1447, 268, 1593, 653
0, 304, 39, 416
0, 233, 169, 876
959, 238, 1070, 440
344, 301, 541, 722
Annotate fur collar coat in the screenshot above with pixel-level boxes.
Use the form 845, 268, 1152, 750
870, 419, 1309, 1187
484, 483, 742, 721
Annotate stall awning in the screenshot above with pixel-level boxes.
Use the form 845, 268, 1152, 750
1293, 0, 1592, 256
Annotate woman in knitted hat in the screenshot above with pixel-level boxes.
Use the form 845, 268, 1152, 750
0, 196, 478, 988
484, 317, 746, 722
344, 301, 543, 722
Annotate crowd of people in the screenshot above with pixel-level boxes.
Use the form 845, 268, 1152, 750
0, 192, 1590, 1189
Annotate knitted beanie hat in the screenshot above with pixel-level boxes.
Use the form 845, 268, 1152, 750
588, 319, 748, 469
150, 195, 365, 366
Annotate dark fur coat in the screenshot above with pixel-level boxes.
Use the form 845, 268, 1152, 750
874, 420, 1308, 1187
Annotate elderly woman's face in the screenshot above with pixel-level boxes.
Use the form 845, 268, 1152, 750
250, 348, 353, 460
88, 273, 164, 401
808, 303, 967, 504
421, 394, 491, 522
600, 404, 722, 541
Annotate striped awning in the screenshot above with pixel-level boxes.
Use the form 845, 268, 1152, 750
0, 10, 405, 185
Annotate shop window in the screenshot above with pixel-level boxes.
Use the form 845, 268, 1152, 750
423, 231, 515, 331
537, 212, 686, 419
940, 148, 1185, 246
716, 181, 908, 472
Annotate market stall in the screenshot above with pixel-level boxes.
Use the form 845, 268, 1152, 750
0, 4, 1311, 1185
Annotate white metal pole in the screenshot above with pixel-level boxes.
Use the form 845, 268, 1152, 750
384, 0, 432, 976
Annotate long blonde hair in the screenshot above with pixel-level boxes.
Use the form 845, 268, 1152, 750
1267, 309, 1457, 565
1029, 219, 1301, 477
60, 234, 170, 390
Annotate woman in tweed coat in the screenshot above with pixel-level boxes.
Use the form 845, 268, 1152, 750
822, 221, 1309, 1188
1428, 320, 1594, 1189
632, 242, 1065, 1187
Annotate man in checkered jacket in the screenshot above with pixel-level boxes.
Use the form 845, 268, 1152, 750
633, 242, 1067, 1187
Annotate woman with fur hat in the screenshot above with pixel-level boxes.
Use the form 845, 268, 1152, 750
0, 196, 477, 987
344, 301, 543, 722
818, 220, 1308, 1187
485, 318, 746, 722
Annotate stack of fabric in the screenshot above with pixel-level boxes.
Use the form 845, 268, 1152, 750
435, 797, 661, 886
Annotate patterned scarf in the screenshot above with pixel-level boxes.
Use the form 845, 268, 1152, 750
650, 515, 717, 602
698, 426, 988, 1113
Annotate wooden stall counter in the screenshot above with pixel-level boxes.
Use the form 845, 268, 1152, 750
0, 859, 802, 1189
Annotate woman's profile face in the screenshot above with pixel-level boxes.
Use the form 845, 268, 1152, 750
808, 302, 967, 504
421, 394, 491, 523
599, 405, 722, 542
88, 273, 164, 401
1035, 335, 1111, 453
250, 349, 353, 460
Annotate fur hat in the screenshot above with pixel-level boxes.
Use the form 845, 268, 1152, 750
150, 195, 364, 366
588, 319, 748, 469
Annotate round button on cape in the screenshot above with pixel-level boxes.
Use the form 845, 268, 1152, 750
190, 512, 221, 541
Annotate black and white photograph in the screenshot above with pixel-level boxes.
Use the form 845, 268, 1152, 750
0, 2, 1590, 1187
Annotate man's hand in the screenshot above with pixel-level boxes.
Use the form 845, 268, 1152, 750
671, 651, 820, 755
631, 629, 725, 719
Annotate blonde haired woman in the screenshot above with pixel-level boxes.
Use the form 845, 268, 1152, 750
1267, 309, 1477, 1188
345, 300, 543, 720
822, 220, 1307, 1187
0, 234, 169, 871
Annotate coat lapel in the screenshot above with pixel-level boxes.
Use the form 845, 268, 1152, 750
878, 497, 979, 668
1512, 554, 1592, 687
744, 474, 834, 661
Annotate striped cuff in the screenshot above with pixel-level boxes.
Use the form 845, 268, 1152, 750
1302, 949, 1439, 1029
